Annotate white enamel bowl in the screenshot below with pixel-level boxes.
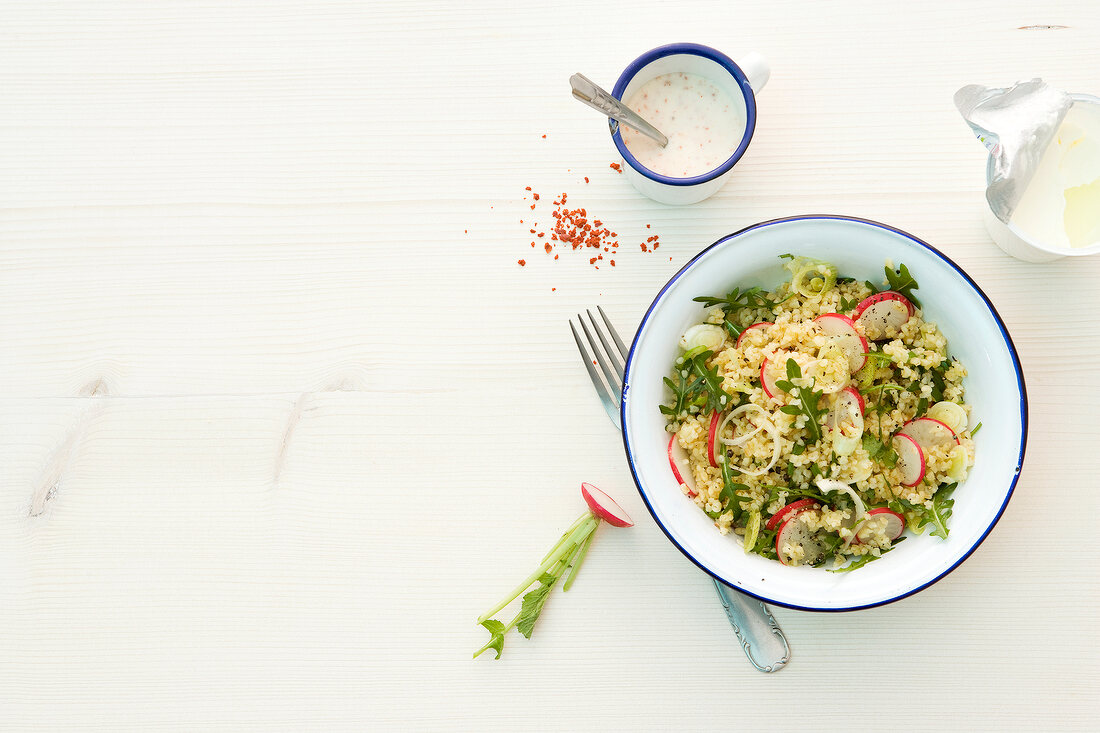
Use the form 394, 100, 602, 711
620, 216, 1027, 611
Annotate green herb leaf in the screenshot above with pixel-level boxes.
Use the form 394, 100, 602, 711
689, 352, 732, 413
884, 263, 922, 309
838, 295, 860, 312
970, 421, 983, 437
862, 433, 899, 469
927, 483, 957, 539
516, 573, 560, 639
473, 619, 508, 659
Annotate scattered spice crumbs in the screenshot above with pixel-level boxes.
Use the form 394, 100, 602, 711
518, 259, 526, 266
609, 163, 622, 173
515, 180, 660, 268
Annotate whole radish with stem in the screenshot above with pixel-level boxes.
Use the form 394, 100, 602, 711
474, 483, 633, 660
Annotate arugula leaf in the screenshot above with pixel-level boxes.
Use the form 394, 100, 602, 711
884, 263, 922, 309
864, 280, 880, 295
719, 457, 752, 519
928, 358, 951, 402
473, 619, 507, 659
689, 351, 732, 413
693, 286, 790, 339
660, 368, 704, 420
926, 483, 957, 539
774, 358, 829, 443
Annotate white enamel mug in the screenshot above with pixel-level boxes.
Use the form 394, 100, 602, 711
609, 43, 769, 206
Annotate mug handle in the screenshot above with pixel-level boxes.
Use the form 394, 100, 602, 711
737, 52, 770, 93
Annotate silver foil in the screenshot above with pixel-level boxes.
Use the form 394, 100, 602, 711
954, 79, 1073, 223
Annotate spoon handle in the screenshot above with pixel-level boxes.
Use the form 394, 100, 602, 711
711, 579, 791, 673
569, 73, 669, 148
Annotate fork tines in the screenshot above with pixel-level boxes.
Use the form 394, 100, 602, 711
569, 306, 629, 429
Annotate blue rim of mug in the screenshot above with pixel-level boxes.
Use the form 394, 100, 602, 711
610, 43, 757, 187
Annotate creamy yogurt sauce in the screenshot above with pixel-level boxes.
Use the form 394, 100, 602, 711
620, 72, 745, 178
1010, 101, 1100, 250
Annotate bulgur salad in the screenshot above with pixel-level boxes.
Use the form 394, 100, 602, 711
661, 255, 978, 570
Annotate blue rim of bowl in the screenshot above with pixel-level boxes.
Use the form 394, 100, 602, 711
619, 214, 1028, 612
609, 43, 756, 187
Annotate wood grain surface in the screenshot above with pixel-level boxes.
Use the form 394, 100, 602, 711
2, 1, 1098, 730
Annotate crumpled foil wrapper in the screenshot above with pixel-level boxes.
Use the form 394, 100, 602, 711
954, 79, 1073, 223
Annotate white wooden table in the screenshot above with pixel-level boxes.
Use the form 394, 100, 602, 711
2, 2, 1098, 730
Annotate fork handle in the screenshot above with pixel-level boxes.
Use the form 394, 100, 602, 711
711, 580, 790, 672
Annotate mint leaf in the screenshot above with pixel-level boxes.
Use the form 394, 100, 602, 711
474, 619, 507, 659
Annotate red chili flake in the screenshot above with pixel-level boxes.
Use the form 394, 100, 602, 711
589, 257, 597, 264
537, 232, 544, 238
544, 243, 552, 253
533, 193, 540, 201
525, 187, 532, 191
552, 287, 556, 291
646, 224, 651, 229
529, 229, 536, 234
554, 254, 558, 260
518, 259, 526, 266
610, 260, 616, 266
584, 177, 590, 183
542, 134, 547, 138
610, 163, 622, 173
464, 229, 467, 233
641, 244, 648, 252
530, 204, 536, 210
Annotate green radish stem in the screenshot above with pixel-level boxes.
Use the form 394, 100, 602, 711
477, 514, 598, 624
562, 525, 596, 592
540, 512, 591, 564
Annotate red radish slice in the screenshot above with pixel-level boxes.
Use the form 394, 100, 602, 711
814, 313, 869, 372
707, 411, 721, 467
735, 321, 772, 348
581, 483, 633, 528
891, 433, 926, 486
760, 358, 784, 400
899, 417, 960, 448
667, 433, 697, 497
765, 498, 818, 531
776, 514, 827, 567
856, 507, 906, 542
854, 291, 913, 340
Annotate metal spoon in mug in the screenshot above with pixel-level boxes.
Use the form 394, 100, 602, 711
570, 73, 668, 148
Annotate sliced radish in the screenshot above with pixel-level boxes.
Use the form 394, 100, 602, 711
814, 313, 869, 372
581, 483, 633, 528
776, 514, 827, 567
735, 321, 772, 348
856, 507, 906, 542
899, 417, 960, 448
765, 498, 818, 531
707, 411, 722, 467
892, 433, 926, 486
667, 433, 697, 497
854, 291, 913, 340
926, 401, 968, 434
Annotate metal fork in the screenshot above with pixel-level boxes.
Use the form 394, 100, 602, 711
570, 306, 791, 673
